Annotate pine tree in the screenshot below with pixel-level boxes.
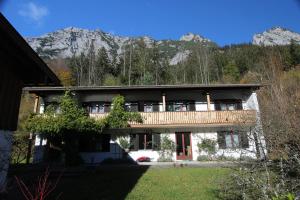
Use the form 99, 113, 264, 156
95, 47, 110, 85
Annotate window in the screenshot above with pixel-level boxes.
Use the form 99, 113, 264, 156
125, 102, 138, 112
166, 101, 195, 112
83, 102, 108, 113
144, 104, 153, 112
215, 100, 243, 111
138, 133, 152, 149
225, 133, 239, 148
45, 102, 60, 113
143, 102, 159, 112
217, 131, 249, 149
129, 133, 161, 150
79, 134, 110, 152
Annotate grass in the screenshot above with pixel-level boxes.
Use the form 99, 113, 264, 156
125, 167, 229, 200
9, 166, 230, 200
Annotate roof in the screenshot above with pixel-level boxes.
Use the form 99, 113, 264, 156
24, 84, 262, 93
0, 13, 60, 86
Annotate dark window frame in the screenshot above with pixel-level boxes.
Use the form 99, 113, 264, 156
129, 133, 161, 150
82, 102, 111, 113
78, 134, 110, 152
217, 131, 249, 149
125, 102, 139, 112
166, 100, 196, 112
214, 99, 243, 111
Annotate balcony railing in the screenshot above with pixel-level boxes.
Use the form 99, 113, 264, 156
90, 110, 257, 128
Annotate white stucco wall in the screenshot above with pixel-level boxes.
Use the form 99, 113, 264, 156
78, 131, 258, 163
245, 92, 267, 159
0, 130, 12, 191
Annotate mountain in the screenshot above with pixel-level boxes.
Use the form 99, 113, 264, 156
25, 27, 215, 65
252, 27, 300, 46
179, 33, 211, 43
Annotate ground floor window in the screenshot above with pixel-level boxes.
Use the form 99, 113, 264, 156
79, 134, 110, 152
130, 133, 160, 150
217, 131, 249, 149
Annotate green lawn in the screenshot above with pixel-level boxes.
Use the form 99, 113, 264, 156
125, 167, 228, 200
53, 166, 229, 200
9, 166, 230, 200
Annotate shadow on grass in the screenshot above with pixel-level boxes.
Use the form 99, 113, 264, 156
6, 163, 149, 200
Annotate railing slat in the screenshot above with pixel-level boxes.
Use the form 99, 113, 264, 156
90, 110, 256, 127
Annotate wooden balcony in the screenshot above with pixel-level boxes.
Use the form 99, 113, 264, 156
90, 110, 257, 128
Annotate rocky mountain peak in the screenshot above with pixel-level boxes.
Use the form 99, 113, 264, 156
252, 26, 300, 46
179, 33, 210, 43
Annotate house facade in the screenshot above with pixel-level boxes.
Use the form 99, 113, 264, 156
27, 84, 266, 163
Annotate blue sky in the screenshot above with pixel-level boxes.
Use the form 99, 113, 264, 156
1, 0, 300, 46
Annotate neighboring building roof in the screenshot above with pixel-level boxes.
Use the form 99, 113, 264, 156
0, 13, 60, 86
0, 14, 60, 131
24, 84, 261, 93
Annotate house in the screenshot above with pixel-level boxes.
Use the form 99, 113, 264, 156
0, 13, 60, 191
26, 84, 266, 163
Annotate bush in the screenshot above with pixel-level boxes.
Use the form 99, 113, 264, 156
197, 155, 211, 161
158, 135, 175, 162
197, 138, 217, 160
157, 157, 173, 162
217, 158, 300, 200
216, 155, 237, 161
118, 136, 130, 150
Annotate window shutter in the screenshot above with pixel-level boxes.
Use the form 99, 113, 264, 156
153, 102, 159, 112
188, 102, 195, 111
240, 132, 249, 148
129, 134, 139, 151
217, 132, 226, 149
152, 133, 161, 150
104, 103, 111, 112
138, 101, 144, 112
132, 103, 138, 112
102, 134, 111, 152
215, 102, 221, 111
237, 100, 243, 110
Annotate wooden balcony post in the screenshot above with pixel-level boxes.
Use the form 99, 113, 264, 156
162, 93, 166, 112
33, 95, 39, 113
206, 92, 211, 111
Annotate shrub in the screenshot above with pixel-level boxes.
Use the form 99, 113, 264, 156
197, 155, 210, 161
118, 136, 130, 150
157, 157, 173, 162
158, 135, 175, 162
197, 138, 217, 159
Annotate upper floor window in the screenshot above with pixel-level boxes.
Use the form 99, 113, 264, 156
45, 102, 60, 113
141, 102, 159, 112
83, 102, 110, 113
125, 102, 138, 112
166, 101, 195, 112
214, 100, 243, 111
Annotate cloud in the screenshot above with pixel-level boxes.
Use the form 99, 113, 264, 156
18, 2, 48, 24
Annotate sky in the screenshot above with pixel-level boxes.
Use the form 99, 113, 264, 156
1, 0, 300, 46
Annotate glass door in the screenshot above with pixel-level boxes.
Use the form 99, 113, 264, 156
175, 132, 192, 160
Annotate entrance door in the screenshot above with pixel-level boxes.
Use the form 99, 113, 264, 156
175, 132, 192, 160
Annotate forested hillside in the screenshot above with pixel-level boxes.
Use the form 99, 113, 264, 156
46, 39, 300, 87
